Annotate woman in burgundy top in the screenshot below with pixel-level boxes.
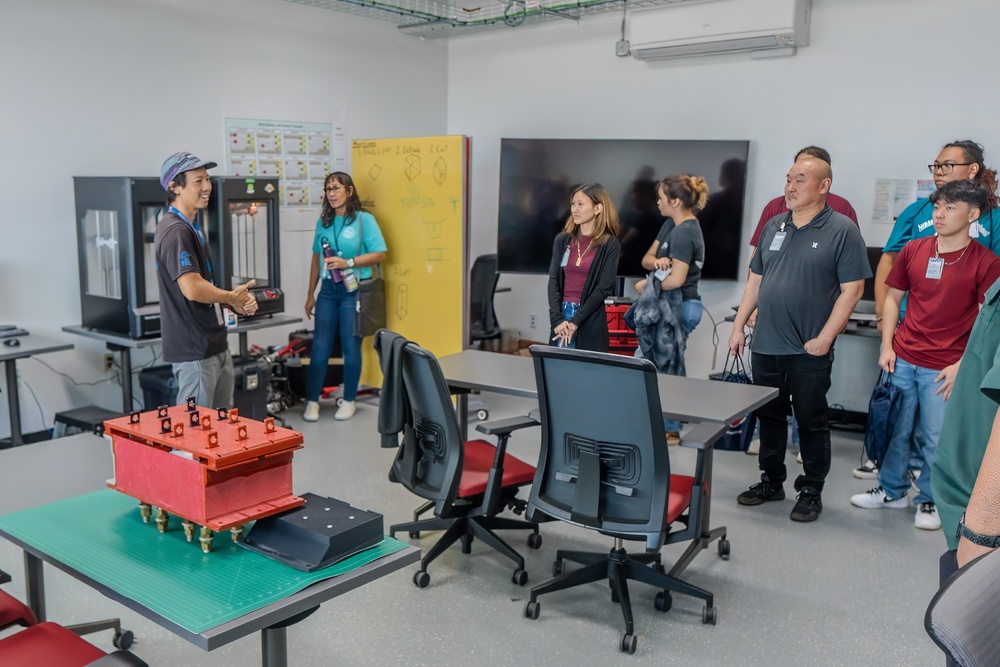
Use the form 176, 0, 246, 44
547, 183, 622, 351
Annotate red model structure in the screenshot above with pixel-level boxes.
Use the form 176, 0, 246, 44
104, 400, 304, 552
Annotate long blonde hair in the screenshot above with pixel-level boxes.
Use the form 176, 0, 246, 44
562, 183, 621, 244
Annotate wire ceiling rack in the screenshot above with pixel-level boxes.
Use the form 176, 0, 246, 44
280, 0, 712, 38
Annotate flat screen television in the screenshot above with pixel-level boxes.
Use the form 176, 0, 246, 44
496, 138, 750, 279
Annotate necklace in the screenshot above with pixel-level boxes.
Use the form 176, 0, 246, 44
575, 236, 594, 267
936, 239, 972, 266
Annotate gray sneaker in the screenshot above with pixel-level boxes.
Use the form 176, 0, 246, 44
853, 460, 878, 479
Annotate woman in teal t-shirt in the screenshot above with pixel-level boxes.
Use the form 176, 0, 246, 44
302, 172, 387, 422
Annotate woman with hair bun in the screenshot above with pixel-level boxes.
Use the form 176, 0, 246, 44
639, 174, 709, 444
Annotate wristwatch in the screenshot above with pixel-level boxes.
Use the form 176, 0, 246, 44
957, 512, 1000, 548
347, 258, 355, 268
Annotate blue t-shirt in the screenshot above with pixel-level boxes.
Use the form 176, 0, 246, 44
883, 198, 1000, 254
312, 211, 387, 280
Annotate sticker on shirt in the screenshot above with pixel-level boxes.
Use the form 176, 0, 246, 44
926, 257, 944, 280
768, 231, 786, 251
341, 227, 356, 239
179, 251, 192, 267
560, 247, 570, 267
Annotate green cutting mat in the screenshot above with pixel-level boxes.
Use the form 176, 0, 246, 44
0, 489, 408, 634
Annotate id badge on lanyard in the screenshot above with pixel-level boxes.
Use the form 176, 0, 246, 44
926, 256, 944, 280
769, 222, 788, 252
560, 247, 570, 267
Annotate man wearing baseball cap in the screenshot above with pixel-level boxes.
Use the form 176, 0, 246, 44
154, 151, 258, 408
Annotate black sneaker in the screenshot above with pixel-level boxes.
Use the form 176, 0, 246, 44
737, 478, 785, 506
790, 489, 823, 522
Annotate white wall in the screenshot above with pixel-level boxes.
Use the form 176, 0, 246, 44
0, 0, 447, 437
447, 0, 1000, 379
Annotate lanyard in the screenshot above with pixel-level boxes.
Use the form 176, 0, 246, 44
326, 216, 357, 256
170, 206, 213, 279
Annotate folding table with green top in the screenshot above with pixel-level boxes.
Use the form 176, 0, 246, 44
0, 434, 419, 667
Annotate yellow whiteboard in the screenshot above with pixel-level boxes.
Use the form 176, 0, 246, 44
353, 135, 469, 387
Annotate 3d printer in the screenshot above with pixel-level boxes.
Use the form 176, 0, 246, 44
205, 177, 284, 318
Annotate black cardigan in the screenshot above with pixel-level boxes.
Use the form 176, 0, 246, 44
547, 232, 622, 352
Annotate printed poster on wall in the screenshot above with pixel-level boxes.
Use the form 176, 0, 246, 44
225, 117, 347, 208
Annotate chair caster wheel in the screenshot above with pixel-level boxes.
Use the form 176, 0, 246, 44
512, 568, 528, 586
477, 409, 489, 421
552, 559, 564, 576
652, 562, 666, 574
718, 538, 731, 560
702, 605, 717, 625
654, 590, 672, 612
408, 531, 420, 539
620, 633, 637, 654
461, 534, 473, 554
112, 630, 134, 650
524, 600, 540, 619
527, 532, 542, 549
413, 570, 430, 588
335, 397, 345, 407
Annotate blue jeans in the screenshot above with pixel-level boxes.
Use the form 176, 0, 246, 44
552, 302, 580, 349
877, 357, 946, 504
306, 279, 362, 402
664, 300, 703, 433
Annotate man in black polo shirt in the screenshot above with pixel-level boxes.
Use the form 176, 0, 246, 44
729, 157, 870, 522
154, 152, 258, 409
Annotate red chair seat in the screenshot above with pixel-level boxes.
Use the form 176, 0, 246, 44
0, 621, 107, 667
666, 473, 695, 524
0, 590, 37, 630
457, 439, 536, 499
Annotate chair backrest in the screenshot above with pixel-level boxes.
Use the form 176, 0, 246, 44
925, 548, 1000, 666
526, 345, 671, 551
470, 254, 501, 341
382, 336, 465, 513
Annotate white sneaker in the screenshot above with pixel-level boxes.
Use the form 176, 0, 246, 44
796, 452, 803, 464
853, 461, 879, 479
334, 400, 356, 421
303, 401, 320, 422
915, 502, 941, 530
747, 438, 760, 455
850, 486, 907, 509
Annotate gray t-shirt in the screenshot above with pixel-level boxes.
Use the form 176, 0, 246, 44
750, 207, 871, 355
657, 218, 705, 301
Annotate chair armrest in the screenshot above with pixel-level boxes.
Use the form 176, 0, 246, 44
475, 415, 539, 437
87, 651, 148, 667
678, 422, 729, 450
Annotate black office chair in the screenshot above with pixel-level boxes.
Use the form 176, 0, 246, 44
0, 566, 147, 666
522, 345, 728, 654
376, 330, 541, 587
469, 254, 502, 348
925, 549, 1000, 666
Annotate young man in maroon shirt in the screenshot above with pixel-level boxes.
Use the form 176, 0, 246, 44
850, 179, 1000, 530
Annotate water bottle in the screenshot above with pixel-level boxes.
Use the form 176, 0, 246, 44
320, 238, 341, 283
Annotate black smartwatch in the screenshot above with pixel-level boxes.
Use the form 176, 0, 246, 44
957, 512, 1000, 548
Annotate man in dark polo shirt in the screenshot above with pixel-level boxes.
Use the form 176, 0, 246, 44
729, 157, 870, 522
154, 152, 258, 408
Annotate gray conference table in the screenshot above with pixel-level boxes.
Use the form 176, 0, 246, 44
63, 313, 303, 412
437, 349, 778, 437
0, 433, 419, 667
0, 334, 74, 448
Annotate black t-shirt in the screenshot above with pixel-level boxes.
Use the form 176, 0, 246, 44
654, 218, 705, 300
750, 207, 871, 355
154, 211, 227, 363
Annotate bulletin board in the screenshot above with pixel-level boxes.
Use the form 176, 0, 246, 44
353, 135, 469, 387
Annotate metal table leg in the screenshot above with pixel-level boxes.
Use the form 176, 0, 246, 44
456, 392, 469, 440
4, 359, 23, 448
261, 626, 288, 667
24, 551, 45, 621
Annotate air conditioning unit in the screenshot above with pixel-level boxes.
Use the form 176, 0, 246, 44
630, 0, 811, 62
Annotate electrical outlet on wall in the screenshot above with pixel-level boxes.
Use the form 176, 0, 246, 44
529, 313, 537, 329
103, 353, 115, 373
